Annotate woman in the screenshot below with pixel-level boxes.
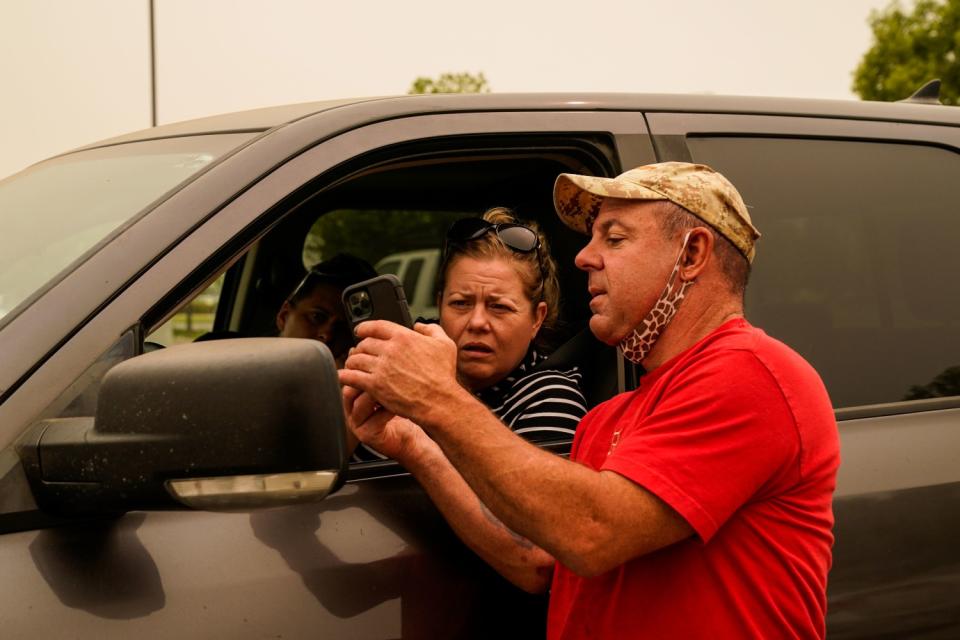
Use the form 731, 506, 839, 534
354, 207, 586, 455
439, 207, 586, 440
346, 208, 584, 591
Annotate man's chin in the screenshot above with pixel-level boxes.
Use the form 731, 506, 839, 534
588, 316, 626, 346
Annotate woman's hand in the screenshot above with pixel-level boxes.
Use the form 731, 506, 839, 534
356, 414, 428, 463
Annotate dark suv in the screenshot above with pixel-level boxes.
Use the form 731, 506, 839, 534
1, 94, 958, 638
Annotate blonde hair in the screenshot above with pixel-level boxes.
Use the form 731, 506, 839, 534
438, 207, 561, 335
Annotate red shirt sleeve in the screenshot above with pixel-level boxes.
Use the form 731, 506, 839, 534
601, 348, 801, 543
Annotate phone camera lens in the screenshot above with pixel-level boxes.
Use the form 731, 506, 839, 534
348, 291, 372, 319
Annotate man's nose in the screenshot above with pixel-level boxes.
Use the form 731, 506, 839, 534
315, 320, 335, 343
575, 240, 601, 272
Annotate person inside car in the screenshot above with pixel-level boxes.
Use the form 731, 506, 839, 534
352, 207, 587, 462
341, 163, 840, 639
276, 253, 377, 367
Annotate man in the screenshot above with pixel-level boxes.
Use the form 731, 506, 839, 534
276, 253, 376, 367
340, 163, 840, 639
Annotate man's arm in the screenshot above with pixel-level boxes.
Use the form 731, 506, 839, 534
344, 400, 555, 592
419, 390, 692, 577
415, 448, 556, 593
340, 321, 693, 577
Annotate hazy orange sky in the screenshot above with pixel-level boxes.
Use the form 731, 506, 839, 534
1, 0, 895, 178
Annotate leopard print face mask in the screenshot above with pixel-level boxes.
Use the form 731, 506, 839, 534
619, 232, 694, 365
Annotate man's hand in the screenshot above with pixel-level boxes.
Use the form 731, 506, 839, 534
342, 385, 430, 462
339, 320, 461, 422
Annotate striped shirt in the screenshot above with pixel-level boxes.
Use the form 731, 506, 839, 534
475, 349, 587, 444
352, 349, 587, 462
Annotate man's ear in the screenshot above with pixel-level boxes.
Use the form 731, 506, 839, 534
680, 227, 714, 281
276, 301, 292, 333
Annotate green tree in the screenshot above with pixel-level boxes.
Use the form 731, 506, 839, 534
853, 0, 960, 105
408, 72, 491, 95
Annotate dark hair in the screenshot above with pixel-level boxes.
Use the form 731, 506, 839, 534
288, 253, 378, 305
656, 201, 751, 298
438, 207, 561, 338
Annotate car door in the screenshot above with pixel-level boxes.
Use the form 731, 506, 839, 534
643, 109, 960, 638
0, 103, 655, 638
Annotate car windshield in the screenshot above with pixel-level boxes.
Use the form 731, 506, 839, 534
0, 133, 254, 323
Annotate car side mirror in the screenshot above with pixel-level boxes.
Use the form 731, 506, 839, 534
17, 338, 348, 515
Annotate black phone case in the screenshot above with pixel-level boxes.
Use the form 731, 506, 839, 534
342, 274, 414, 333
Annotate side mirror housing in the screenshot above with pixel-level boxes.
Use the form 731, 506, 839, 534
18, 338, 348, 515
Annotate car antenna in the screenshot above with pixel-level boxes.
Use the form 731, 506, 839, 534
898, 79, 942, 105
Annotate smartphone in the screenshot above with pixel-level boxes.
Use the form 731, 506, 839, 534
342, 274, 414, 334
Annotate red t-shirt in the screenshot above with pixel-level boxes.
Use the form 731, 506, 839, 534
548, 318, 839, 639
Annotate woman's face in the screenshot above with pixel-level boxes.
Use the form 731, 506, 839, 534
276, 282, 352, 365
440, 255, 547, 391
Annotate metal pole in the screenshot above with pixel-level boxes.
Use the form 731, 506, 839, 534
149, 0, 157, 127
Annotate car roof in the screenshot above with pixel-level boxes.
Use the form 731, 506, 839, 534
78, 92, 960, 150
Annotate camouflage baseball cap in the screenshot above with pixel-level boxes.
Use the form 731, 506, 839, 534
553, 162, 761, 262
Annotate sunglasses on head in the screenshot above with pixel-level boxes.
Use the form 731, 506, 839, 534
445, 218, 541, 253
444, 217, 545, 282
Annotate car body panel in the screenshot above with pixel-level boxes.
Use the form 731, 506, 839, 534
75, 93, 960, 151
0, 477, 544, 638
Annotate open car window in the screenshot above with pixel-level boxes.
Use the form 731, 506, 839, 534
211, 139, 618, 347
